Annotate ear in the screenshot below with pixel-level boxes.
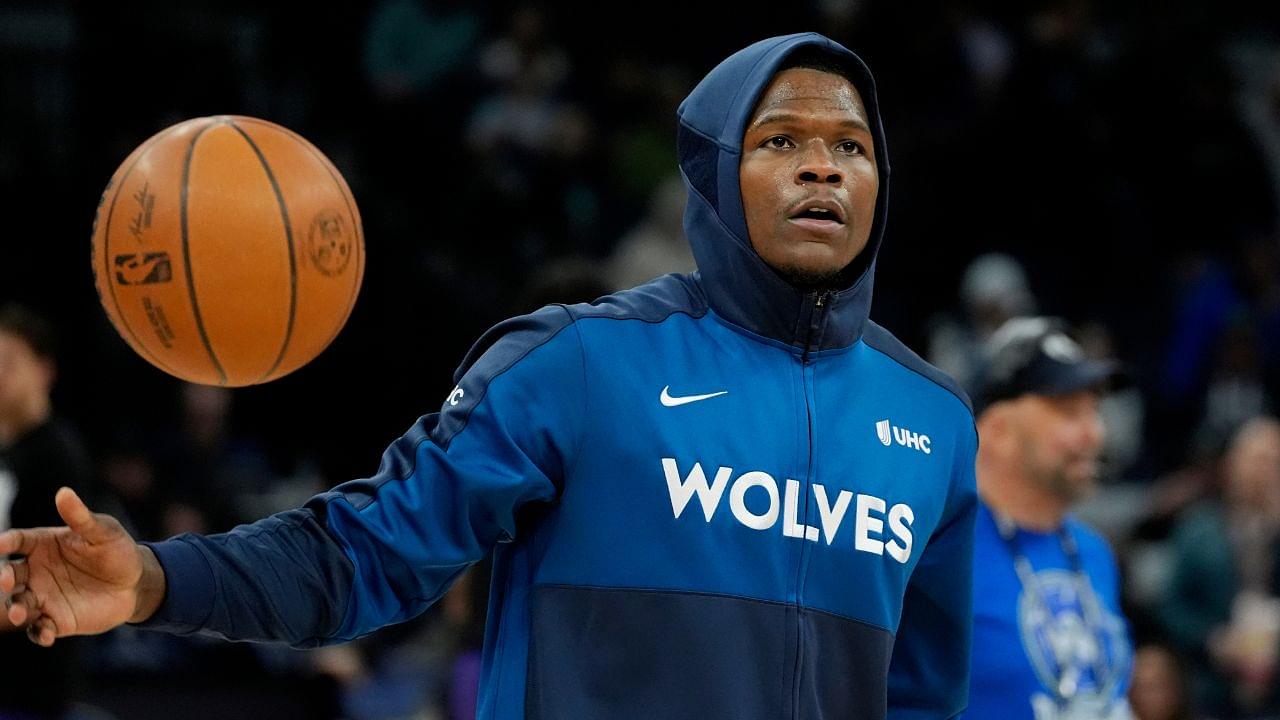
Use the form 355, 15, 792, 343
35, 356, 56, 390
977, 402, 1017, 457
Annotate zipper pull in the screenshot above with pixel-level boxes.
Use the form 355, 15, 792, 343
802, 292, 830, 361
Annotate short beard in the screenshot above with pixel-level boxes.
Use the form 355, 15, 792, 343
1039, 465, 1095, 504
773, 263, 844, 293
1026, 454, 1097, 505
1018, 433, 1097, 505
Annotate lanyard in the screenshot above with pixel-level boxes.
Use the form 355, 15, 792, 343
994, 512, 1111, 705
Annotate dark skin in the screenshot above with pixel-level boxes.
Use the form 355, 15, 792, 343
740, 67, 879, 290
0, 487, 162, 646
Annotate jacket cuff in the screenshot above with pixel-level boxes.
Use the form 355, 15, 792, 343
131, 536, 216, 634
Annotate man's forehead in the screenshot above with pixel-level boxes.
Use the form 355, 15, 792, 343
0, 330, 35, 357
749, 68, 868, 126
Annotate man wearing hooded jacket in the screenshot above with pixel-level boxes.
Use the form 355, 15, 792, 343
0, 33, 977, 720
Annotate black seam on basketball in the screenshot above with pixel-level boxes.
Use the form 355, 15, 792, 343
180, 119, 229, 385
235, 117, 362, 354
226, 119, 298, 382
101, 123, 188, 377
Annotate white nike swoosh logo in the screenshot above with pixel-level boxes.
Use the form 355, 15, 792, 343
660, 386, 729, 407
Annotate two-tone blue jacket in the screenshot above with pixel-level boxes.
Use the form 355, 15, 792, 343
141, 32, 978, 720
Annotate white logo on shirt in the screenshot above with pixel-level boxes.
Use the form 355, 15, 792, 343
661, 458, 915, 563
1017, 569, 1133, 719
876, 419, 931, 454
659, 386, 728, 407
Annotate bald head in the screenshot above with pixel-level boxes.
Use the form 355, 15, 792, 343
1225, 416, 1280, 511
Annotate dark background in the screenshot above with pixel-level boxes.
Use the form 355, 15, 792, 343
2, 1, 1280, 718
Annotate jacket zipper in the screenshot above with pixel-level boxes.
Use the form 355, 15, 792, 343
791, 290, 829, 718
800, 291, 828, 362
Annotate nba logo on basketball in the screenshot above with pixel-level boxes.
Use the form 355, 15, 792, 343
114, 252, 172, 286
91, 115, 365, 386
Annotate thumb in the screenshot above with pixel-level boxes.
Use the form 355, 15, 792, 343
55, 487, 115, 545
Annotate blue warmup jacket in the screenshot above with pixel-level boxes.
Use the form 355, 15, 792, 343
141, 33, 978, 720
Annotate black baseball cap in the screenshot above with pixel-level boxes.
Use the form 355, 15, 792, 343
973, 317, 1122, 414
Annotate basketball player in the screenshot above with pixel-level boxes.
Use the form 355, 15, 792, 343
966, 317, 1133, 719
0, 34, 978, 719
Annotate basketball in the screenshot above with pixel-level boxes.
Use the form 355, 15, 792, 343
89, 115, 364, 386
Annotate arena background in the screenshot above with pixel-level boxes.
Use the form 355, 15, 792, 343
2, 1, 1279, 718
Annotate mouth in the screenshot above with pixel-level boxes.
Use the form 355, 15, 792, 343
787, 198, 846, 235
1066, 455, 1101, 480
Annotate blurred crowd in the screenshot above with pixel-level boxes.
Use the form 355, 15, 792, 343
2, 0, 1280, 718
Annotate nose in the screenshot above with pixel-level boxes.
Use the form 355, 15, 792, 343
795, 141, 842, 186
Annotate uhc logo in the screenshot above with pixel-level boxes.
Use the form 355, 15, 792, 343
877, 419, 931, 455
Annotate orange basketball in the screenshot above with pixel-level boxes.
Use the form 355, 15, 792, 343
90, 116, 364, 386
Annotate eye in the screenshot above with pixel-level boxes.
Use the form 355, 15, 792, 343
763, 135, 795, 150
837, 140, 866, 155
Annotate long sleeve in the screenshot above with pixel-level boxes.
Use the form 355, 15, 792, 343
137, 305, 586, 647
886, 421, 978, 720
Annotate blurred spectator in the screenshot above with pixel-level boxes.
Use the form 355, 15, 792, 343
967, 316, 1134, 719
363, 0, 482, 102
928, 252, 1037, 394
476, 4, 569, 92
441, 561, 490, 720
1129, 643, 1198, 720
467, 5, 572, 161
465, 6, 603, 266
1192, 318, 1273, 460
596, 55, 693, 212
512, 255, 612, 314
605, 175, 693, 290
1078, 321, 1145, 480
1156, 242, 1280, 474
0, 304, 93, 719
96, 434, 166, 541
1232, 41, 1280, 238
953, 9, 1015, 100
154, 383, 275, 530
1157, 416, 1280, 716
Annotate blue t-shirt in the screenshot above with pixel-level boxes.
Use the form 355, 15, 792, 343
967, 501, 1133, 720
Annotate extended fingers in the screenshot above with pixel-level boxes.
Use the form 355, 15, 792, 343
0, 559, 28, 594
0, 529, 34, 557
6, 589, 33, 627
55, 488, 117, 545
26, 616, 56, 647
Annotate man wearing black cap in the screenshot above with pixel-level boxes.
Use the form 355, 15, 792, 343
965, 317, 1134, 719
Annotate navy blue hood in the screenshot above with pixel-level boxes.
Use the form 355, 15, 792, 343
677, 32, 890, 352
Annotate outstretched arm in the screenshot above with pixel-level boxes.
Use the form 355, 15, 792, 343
2, 306, 586, 648
0, 487, 165, 646
136, 306, 586, 646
